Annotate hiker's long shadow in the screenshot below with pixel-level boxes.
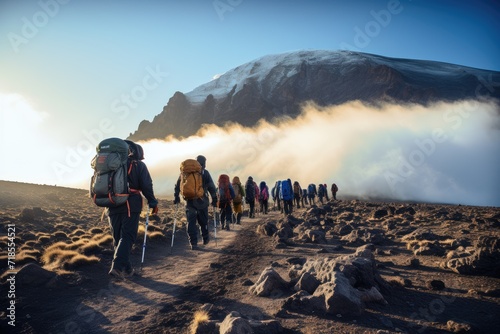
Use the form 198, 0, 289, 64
132, 274, 272, 322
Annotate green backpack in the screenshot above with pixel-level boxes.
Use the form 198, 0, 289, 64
90, 138, 130, 207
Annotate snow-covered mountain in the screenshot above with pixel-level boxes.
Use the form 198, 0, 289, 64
129, 50, 500, 140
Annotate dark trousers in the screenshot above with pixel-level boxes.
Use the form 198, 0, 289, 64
219, 202, 233, 228
109, 212, 140, 272
247, 199, 255, 217
294, 194, 301, 208
283, 199, 293, 215
186, 206, 209, 246
259, 199, 268, 214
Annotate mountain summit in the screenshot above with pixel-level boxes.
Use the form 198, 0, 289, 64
129, 50, 500, 141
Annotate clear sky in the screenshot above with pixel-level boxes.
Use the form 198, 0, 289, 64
1, 0, 499, 198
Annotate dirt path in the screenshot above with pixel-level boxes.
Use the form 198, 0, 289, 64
63, 212, 279, 334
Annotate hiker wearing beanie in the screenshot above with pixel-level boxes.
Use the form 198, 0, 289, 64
245, 176, 256, 218
231, 176, 245, 224
174, 155, 217, 250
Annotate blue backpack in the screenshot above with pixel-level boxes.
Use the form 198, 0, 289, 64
280, 180, 293, 201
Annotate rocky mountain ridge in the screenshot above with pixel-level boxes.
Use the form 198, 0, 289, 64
129, 50, 500, 141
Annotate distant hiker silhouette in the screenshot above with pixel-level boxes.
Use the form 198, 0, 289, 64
272, 180, 282, 213
231, 176, 245, 224
259, 181, 270, 214
293, 181, 302, 209
280, 178, 294, 215
318, 184, 326, 204
174, 155, 217, 250
331, 183, 338, 200
217, 174, 235, 230
245, 176, 256, 218
307, 183, 317, 205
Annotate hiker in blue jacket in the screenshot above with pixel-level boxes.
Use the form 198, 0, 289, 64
272, 180, 282, 213
280, 178, 294, 215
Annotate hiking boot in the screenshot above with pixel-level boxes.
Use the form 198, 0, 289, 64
225, 225, 230, 231
190, 244, 199, 250
123, 268, 135, 277
203, 236, 210, 245
108, 268, 124, 279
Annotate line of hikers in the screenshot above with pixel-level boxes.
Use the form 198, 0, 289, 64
172, 156, 340, 251
90, 138, 339, 277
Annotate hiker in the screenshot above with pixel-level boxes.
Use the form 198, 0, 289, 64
259, 181, 270, 214
245, 176, 256, 218
217, 174, 235, 230
280, 178, 294, 215
231, 176, 245, 224
307, 183, 317, 205
324, 184, 330, 201
293, 181, 302, 209
174, 155, 217, 250
107, 140, 158, 278
318, 184, 325, 204
272, 180, 282, 213
254, 180, 260, 215
331, 183, 339, 200
301, 188, 308, 207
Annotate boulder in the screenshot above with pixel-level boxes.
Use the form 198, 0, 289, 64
219, 312, 254, 334
249, 267, 289, 297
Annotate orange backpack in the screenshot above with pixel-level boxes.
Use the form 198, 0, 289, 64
180, 159, 204, 200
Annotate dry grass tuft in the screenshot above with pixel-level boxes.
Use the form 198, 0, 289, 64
189, 310, 210, 334
64, 254, 100, 269
89, 227, 104, 234
53, 231, 68, 239
148, 231, 166, 241
17, 249, 41, 263
42, 249, 81, 270
70, 228, 86, 237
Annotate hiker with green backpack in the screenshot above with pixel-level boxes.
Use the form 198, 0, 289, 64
90, 138, 158, 279
174, 155, 217, 250
231, 176, 245, 224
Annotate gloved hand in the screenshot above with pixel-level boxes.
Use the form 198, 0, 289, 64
149, 200, 159, 215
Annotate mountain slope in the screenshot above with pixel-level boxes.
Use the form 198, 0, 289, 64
129, 50, 500, 141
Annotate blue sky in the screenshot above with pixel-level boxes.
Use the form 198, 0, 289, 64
0, 0, 499, 192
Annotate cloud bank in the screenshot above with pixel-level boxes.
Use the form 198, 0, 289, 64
139, 99, 499, 207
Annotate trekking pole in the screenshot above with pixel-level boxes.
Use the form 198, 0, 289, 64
213, 206, 218, 247
140, 213, 150, 272
170, 204, 178, 254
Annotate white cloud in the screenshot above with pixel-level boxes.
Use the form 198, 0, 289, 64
137, 99, 500, 207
